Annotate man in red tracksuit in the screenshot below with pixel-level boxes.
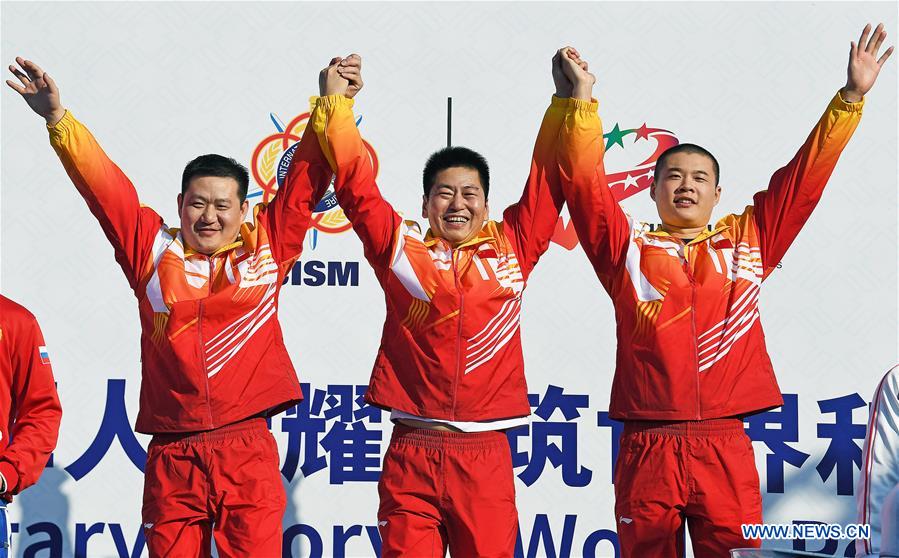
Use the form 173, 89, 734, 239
306, 49, 601, 556
0, 295, 63, 558
561, 24, 893, 557
6, 58, 332, 556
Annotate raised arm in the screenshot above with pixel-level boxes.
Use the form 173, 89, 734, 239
6, 58, 162, 289
503, 47, 602, 279
556, 50, 631, 286
753, 23, 892, 278
258, 107, 334, 266
310, 55, 402, 272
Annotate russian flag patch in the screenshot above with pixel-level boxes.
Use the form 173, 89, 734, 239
38, 345, 51, 365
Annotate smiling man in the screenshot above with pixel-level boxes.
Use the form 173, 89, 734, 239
6, 58, 331, 556
301, 49, 601, 556
561, 24, 893, 557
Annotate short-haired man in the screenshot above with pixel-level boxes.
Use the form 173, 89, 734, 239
560, 24, 893, 557
301, 49, 601, 556
6, 58, 331, 556
0, 295, 63, 558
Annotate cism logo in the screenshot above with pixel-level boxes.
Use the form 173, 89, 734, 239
250, 108, 379, 235
283, 260, 360, 287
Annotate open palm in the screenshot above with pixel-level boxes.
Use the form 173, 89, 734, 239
6, 57, 65, 124
846, 23, 893, 100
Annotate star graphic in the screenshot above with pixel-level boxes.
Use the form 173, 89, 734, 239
634, 123, 651, 141
622, 173, 640, 190
605, 123, 626, 150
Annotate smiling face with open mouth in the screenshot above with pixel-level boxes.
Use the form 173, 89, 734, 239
651, 151, 721, 236
422, 166, 489, 248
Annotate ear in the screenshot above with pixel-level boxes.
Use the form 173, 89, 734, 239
484, 199, 490, 221
177, 193, 184, 213
421, 194, 429, 219
649, 178, 657, 201
713, 185, 721, 206
240, 199, 250, 220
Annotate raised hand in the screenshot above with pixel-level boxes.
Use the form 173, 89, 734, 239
844, 23, 893, 102
6, 57, 65, 125
557, 47, 595, 101
319, 56, 349, 97
337, 54, 363, 99
552, 48, 574, 98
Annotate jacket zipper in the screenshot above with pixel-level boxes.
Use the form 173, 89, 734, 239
681, 242, 702, 420
198, 256, 214, 428
450, 247, 463, 421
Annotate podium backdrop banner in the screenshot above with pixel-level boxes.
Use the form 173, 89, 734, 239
1, 2, 896, 557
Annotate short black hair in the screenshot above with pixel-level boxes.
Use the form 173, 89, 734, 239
181, 154, 250, 202
654, 143, 720, 186
422, 147, 490, 198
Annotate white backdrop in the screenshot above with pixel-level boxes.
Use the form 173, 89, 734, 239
1, 2, 896, 557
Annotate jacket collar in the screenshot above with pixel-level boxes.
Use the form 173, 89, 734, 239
175, 230, 244, 259
422, 223, 496, 250
645, 222, 729, 245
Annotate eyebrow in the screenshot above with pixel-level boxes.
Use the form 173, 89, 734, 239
189, 195, 233, 204
434, 184, 481, 191
665, 167, 709, 176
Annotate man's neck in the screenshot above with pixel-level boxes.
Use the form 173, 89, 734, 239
660, 223, 709, 240
182, 236, 242, 257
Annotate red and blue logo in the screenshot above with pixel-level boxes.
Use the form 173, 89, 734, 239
250, 110, 379, 239
551, 122, 679, 250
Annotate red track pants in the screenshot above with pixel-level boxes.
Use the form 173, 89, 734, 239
614, 418, 763, 558
377, 424, 518, 557
141, 417, 285, 557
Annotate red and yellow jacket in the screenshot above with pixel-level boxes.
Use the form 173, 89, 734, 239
48, 111, 330, 433
310, 94, 601, 421
0, 295, 62, 499
563, 91, 863, 420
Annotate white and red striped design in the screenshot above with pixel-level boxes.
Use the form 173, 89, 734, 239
145, 228, 178, 313
204, 284, 278, 378
472, 254, 491, 281
183, 258, 210, 289
706, 244, 731, 276
491, 253, 524, 291
641, 234, 683, 259
732, 242, 764, 284
696, 284, 761, 372
464, 297, 522, 375
236, 244, 279, 287
426, 243, 453, 271
391, 227, 431, 301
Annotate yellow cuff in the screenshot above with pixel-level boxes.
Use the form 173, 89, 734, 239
46, 109, 73, 131
550, 95, 598, 112
46, 109, 76, 143
316, 94, 354, 111
833, 89, 864, 112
